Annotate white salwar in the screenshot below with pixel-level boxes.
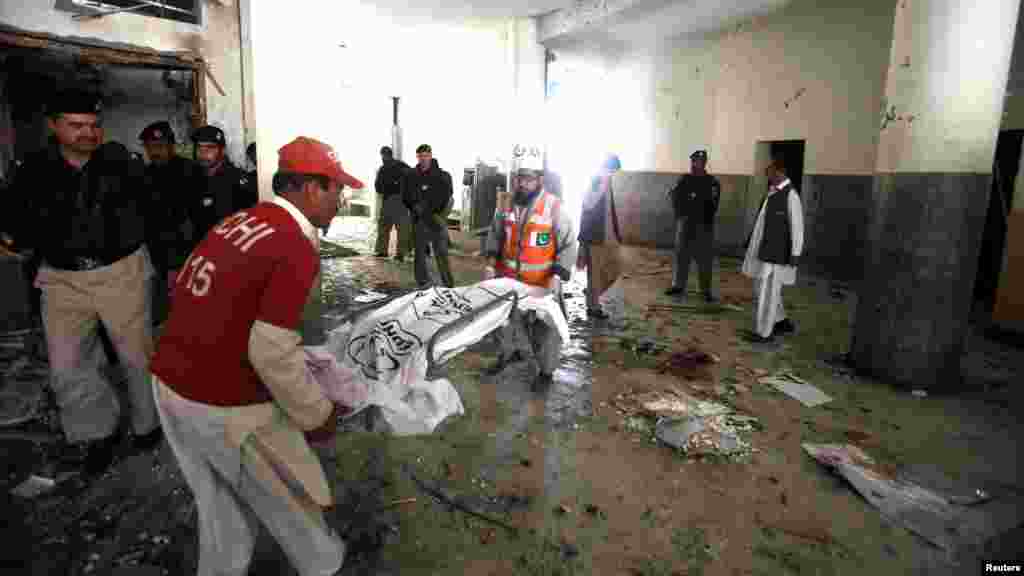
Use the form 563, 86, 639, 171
741, 179, 805, 338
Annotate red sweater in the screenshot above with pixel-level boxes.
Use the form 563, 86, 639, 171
150, 202, 319, 406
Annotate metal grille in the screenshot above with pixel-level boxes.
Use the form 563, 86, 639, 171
60, 0, 200, 25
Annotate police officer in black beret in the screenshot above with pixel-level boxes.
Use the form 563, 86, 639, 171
666, 149, 721, 301
0, 89, 165, 477
139, 121, 202, 327
189, 125, 258, 244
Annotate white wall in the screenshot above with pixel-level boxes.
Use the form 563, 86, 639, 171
248, 0, 545, 211
548, 0, 897, 176
0, 1, 249, 165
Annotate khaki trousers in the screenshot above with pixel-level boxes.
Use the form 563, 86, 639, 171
155, 380, 345, 576
34, 248, 157, 443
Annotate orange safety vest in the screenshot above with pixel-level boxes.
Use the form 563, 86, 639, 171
495, 191, 559, 287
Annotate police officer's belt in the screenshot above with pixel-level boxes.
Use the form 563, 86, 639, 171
46, 244, 143, 271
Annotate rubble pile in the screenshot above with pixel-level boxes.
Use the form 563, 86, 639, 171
611, 385, 759, 460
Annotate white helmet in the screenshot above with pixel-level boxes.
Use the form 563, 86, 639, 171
511, 144, 544, 174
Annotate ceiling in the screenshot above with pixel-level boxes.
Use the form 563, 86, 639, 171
361, 0, 572, 22
545, 0, 791, 58
358, 0, 793, 57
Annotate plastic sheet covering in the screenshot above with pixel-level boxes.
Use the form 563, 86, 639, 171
324, 279, 570, 435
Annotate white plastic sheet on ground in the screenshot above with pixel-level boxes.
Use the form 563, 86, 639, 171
803, 443, 1024, 562
320, 279, 570, 436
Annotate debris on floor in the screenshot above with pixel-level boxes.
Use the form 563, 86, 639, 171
353, 290, 390, 303
658, 346, 721, 380
612, 387, 759, 459
655, 414, 758, 459
10, 474, 56, 499
802, 443, 1024, 558
759, 372, 833, 407
648, 302, 744, 315
611, 387, 730, 420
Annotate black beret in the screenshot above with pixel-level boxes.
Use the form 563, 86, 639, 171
191, 125, 226, 145
690, 150, 708, 161
139, 121, 175, 144
48, 89, 102, 116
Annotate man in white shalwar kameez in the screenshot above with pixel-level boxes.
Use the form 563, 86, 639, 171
741, 158, 804, 342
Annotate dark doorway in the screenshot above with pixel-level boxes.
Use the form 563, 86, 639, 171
769, 140, 806, 193
974, 129, 1022, 310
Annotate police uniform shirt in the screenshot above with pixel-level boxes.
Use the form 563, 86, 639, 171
145, 155, 201, 272
6, 140, 149, 267
192, 161, 256, 243
671, 174, 721, 225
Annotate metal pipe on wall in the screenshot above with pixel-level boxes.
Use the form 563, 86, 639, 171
391, 96, 402, 161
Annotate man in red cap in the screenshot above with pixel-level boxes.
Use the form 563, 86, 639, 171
150, 136, 364, 575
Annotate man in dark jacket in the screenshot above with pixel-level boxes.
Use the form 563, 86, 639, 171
665, 149, 721, 301
405, 144, 455, 288
139, 121, 201, 327
190, 125, 257, 244
0, 89, 163, 477
374, 145, 411, 261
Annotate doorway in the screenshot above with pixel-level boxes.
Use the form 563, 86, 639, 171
974, 129, 1022, 312
770, 140, 805, 192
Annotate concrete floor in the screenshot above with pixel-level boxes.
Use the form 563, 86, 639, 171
2, 216, 1023, 575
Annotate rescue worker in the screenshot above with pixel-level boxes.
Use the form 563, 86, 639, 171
483, 145, 576, 389
577, 153, 624, 319
139, 121, 201, 327
665, 149, 721, 301
0, 89, 163, 476
373, 145, 412, 261
741, 156, 804, 343
150, 136, 365, 576
405, 143, 455, 288
190, 125, 258, 244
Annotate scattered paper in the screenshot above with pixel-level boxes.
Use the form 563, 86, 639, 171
760, 372, 832, 407
354, 291, 390, 304
10, 475, 56, 499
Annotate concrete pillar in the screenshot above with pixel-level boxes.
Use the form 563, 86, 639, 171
852, 0, 1020, 390
1015, 144, 1024, 212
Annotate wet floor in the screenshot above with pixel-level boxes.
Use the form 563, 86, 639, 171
3, 217, 1023, 575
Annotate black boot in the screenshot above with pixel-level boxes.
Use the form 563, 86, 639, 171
132, 427, 163, 452
774, 318, 795, 335
84, 435, 119, 477
485, 351, 522, 375
531, 372, 554, 392
665, 287, 684, 297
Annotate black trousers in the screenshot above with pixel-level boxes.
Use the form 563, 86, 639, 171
672, 219, 715, 295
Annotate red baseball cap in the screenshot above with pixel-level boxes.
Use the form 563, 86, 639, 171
277, 136, 364, 189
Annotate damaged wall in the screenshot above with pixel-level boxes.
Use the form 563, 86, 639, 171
549, 0, 896, 281
0, 0, 249, 165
